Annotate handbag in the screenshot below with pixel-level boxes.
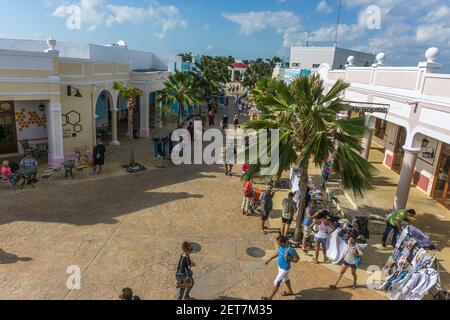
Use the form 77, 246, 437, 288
354, 255, 362, 268
176, 256, 193, 289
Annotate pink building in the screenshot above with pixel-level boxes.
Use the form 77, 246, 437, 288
320, 48, 450, 210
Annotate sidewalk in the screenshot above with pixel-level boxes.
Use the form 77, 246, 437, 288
325, 143, 450, 292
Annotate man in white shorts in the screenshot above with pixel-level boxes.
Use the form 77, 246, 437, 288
262, 236, 299, 300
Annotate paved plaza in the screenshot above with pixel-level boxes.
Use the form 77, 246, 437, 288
0, 104, 386, 300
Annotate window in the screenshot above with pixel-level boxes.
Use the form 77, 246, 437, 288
292, 63, 301, 67
312, 64, 320, 68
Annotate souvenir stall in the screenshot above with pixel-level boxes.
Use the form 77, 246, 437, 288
380, 227, 440, 300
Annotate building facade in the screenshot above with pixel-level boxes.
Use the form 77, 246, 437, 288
290, 45, 376, 72
319, 48, 450, 210
0, 38, 175, 166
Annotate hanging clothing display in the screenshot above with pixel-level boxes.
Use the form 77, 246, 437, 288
381, 227, 438, 300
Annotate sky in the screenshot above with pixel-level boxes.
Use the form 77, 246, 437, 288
0, 0, 449, 68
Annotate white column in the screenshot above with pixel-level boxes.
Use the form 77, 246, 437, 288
47, 103, 65, 166
156, 93, 163, 128
139, 92, 150, 138
110, 108, 120, 146
361, 116, 375, 160
393, 146, 421, 210
231, 70, 235, 82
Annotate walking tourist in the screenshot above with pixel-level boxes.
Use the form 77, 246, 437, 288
175, 242, 195, 300
187, 121, 194, 138
208, 111, 215, 127
302, 200, 319, 253
93, 138, 106, 175
312, 211, 335, 264
322, 157, 334, 188
262, 235, 299, 300
1, 161, 17, 184
233, 115, 240, 130
119, 288, 141, 300
221, 114, 229, 131
281, 192, 297, 238
225, 146, 237, 176
382, 208, 416, 247
330, 231, 363, 290
260, 185, 274, 234
242, 179, 253, 215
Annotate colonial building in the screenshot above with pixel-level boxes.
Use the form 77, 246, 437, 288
319, 48, 450, 210
0, 37, 178, 166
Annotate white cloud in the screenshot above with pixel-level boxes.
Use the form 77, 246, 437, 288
316, 1, 333, 14
222, 11, 300, 36
206, 44, 214, 50
50, 0, 186, 38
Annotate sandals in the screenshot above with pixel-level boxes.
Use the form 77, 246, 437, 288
329, 285, 337, 289
281, 291, 294, 297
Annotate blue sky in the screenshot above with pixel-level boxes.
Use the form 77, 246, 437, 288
0, 0, 449, 67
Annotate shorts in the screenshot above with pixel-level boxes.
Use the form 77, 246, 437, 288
282, 218, 293, 225
302, 225, 312, 237
343, 261, 357, 269
274, 267, 290, 288
314, 237, 328, 249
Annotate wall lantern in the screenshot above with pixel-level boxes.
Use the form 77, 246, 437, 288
421, 138, 430, 148
67, 85, 82, 98
38, 101, 46, 112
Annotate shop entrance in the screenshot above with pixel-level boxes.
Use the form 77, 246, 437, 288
392, 126, 407, 173
0, 101, 18, 154
432, 143, 450, 209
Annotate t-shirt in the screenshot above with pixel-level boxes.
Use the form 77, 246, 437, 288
302, 205, 317, 226
277, 246, 298, 271
344, 243, 363, 265
282, 198, 297, 220
177, 255, 192, 275
93, 144, 106, 160
222, 116, 229, 125
387, 209, 407, 226
1, 166, 12, 180
20, 158, 38, 168
261, 191, 273, 213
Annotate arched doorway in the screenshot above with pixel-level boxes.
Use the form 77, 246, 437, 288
95, 90, 114, 143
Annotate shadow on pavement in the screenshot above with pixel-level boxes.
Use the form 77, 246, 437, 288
0, 164, 222, 226
0, 249, 32, 264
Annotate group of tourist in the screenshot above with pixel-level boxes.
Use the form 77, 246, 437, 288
1, 153, 39, 187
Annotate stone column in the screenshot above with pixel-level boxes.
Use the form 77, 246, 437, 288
393, 146, 421, 210
231, 69, 235, 82
47, 103, 65, 166
361, 116, 375, 160
139, 92, 150, 138
110, 108, 120, 146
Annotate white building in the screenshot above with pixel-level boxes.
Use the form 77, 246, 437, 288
290, 45, 376, 72
320, 49, 450, 210
0, 37, 179, 165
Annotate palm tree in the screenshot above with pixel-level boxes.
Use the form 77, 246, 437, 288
113, 82, 143, 166
190, 63, 220, 116
245, 74, 377, 242
160, 71, 202, 128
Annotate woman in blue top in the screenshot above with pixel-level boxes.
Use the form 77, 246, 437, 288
302, 201, 319, 253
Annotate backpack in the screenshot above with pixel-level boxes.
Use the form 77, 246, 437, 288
282, 198, 296, 218
244, 182, 253, 197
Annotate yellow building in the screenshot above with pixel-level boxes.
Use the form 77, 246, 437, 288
0, 38, 177, 165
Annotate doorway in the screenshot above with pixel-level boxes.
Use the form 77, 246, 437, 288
392, 126, 407, 173
432, 143, 450, 209
0, 101, 18, 154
